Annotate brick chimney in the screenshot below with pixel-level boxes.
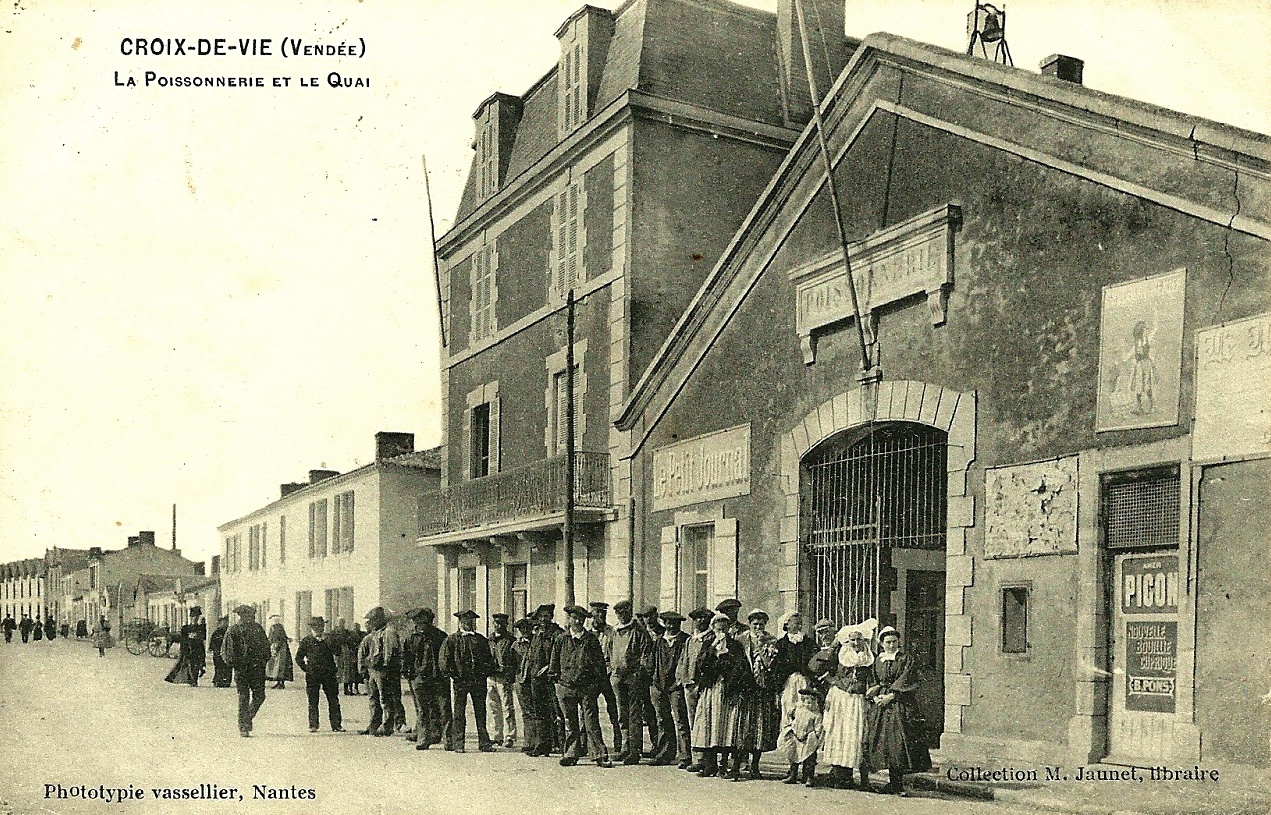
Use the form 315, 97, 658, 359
211, 555, 220, 575
280, 482, 307, 498
127, 535, 140, 548
777, 0, 848, 127
375, 431, 415, 462
1040, 54, 1083, 84
138, 530, 156, 547
89, 546, 103, 560
309, 469, 339, 485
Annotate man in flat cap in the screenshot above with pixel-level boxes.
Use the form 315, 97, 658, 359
487, 612, 518, 748
586, 601, 621, 743
511, 618, 539, 754
636, 605, 665, 751
677, 607, 715, 766
550, 605, 612, 767
442, 610, 496, 752
715, 599, 745, 636
605, 599, 655, 764
221, 605, 272, 737
526, 604, 564, 755
360, 606, 404, 736
403, 607, 450, 749
295, 616, 343, 733
650, 611, 691, 767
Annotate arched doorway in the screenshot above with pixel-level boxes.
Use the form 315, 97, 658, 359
802, 421, 948, 735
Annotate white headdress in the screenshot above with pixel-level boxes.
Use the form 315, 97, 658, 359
836, 618, 878, 668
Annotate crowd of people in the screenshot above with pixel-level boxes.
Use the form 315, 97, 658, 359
2, 613, 60, 643
8, 598, 930, 795
197, 597, 931, 795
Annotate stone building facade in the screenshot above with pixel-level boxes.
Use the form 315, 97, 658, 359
616, 33, 1269, 770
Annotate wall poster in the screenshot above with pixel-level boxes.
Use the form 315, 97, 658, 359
1096, 269, 1186, 432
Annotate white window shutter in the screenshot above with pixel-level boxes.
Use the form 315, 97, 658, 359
488, 393, 501, 474
462, 406, 472, 481
659, 525, 678, 612
711, 518, 739, 606
555, 373, 568, 453
555, 190, 569, 294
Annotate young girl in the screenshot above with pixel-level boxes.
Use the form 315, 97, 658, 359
93, 619, 112, 657
780, 688, 823, 786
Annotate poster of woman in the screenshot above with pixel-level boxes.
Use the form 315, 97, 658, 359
1096, 270, 1186, 431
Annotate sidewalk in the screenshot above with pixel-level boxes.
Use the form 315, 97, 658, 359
911, 756, 1269, 815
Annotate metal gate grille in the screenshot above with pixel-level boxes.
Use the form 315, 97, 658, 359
804, 423, 947, 626
1104, 468, 1180, 549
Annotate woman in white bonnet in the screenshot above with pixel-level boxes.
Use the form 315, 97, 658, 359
814, 617, 877, 789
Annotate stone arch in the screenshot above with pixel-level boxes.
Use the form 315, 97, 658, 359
777, 380, 977, 737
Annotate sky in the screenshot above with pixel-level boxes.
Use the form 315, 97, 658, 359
1, 0, 1268, 569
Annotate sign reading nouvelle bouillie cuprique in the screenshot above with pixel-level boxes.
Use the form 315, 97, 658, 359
652, 424, 751, 512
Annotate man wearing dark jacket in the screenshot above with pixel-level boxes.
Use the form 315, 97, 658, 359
295, 616, 343, 733
511, 618, 538, 754
442, 609, 496, 752
487, 612, 518, 748
526, 604, 564, 756
19, 614, 33, 643
2, 614, 15, 643
605, 599, 655, 764
650, 611, 691, 767
550, 605, 612, 768
403, 607, 450, 750
208, 616, 233, 687
221, 605, 272, 737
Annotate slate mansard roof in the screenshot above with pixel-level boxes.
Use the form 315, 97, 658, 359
451, 0, 835, 225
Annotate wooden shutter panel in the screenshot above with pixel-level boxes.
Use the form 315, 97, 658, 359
261, 522, 267, 567
556, 190, 568, 294
659, 525, 678, 612
711, 518, 739, 606
346, 492, 355, 551
566, 184, 579, 288
462, 405, 472, 480
330, 501, 340, 554
488, 394, 501, 474
308, 504, 315, 558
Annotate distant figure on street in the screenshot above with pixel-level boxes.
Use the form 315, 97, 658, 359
76, 619, 88, 639
165, 611, 207, 687
208, 616, 233, 688
403, 607, 450, 750
295, 616, 343, 733
443, 609, 496, 752
266, 615, 294, 690
2, 614, 15, 643
221, 605, 272, 737
359, 606, 403, 736
93, 619, 112, 657
344, 622, 367, 695
19, 614, 33, 643
327, 619, 349, 694
32, 617, 43, 641
44, 615, 57, 640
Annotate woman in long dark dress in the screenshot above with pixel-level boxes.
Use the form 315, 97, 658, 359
690, 613, 745, 779
76, 619, 89, 638
734, 609, 780, 780
208, 616, 233, 687
861, 626, 931, 795
773, 612, 817, 725
165, 614, 207, 686
266, 616, 295, 689
341, 622, 365, 695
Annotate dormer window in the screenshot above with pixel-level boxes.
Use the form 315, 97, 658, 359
555, 6, 613, 140
471, 94, 523, 205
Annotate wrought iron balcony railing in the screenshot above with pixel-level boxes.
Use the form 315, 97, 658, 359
418, 451, 611, 538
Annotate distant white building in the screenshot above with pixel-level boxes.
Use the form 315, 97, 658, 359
1, 558, 46, 622
218, 433, 441, 636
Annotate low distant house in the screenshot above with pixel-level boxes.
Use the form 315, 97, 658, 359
218, 433, 441, 636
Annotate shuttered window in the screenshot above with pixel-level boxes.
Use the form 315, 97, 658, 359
308, 500, 328, 558
552, 181, 584, 295
552, 365, 583, 455
471, 242, 497, 342
330, 491, 354, 553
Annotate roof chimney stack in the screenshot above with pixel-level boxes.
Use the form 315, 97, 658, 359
309, 469, 340, 485
138, 530, 156, 547
1040, 54, 1084, 84
280, 482, 307, 499
375, 431, 415, 462
777, 0, 848, 127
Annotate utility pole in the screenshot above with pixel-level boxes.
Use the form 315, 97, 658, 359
562, 288, 576, 606
172, 504, 177, 550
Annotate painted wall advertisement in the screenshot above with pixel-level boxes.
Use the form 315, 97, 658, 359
1192, 312, 1271, 461
652, 424, 750, 512
1097, 269, 1186, 432
1121, 554, 1179, 713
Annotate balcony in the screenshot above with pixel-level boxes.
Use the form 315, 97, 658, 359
417, 451, 614, 544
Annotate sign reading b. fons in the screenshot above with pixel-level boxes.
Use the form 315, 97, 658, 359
652, 424, 751, 512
